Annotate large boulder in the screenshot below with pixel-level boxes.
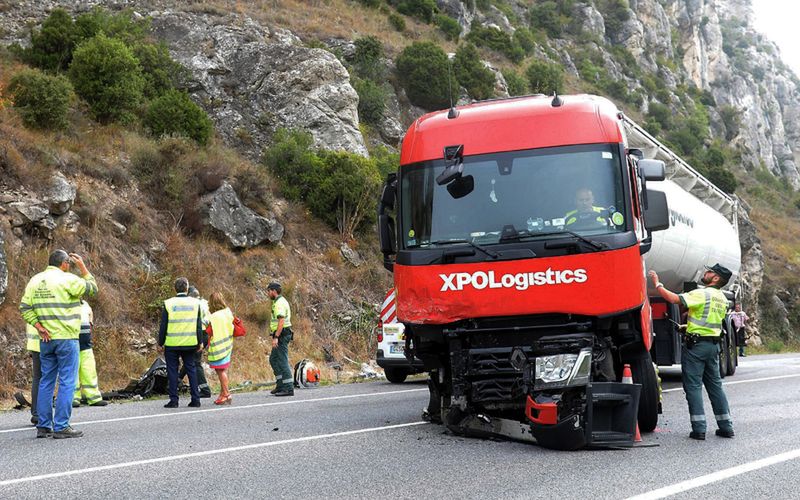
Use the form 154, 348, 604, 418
45, 172, 76, 215
198, 182, 283, 248
150, 11, 368, 160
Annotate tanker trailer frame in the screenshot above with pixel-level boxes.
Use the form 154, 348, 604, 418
623, 117, 742, 378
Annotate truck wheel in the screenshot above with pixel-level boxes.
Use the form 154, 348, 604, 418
385, 367, 408, 384
719, 336, 729, 378
630, 351, 659, 433
727, 333, 738, 376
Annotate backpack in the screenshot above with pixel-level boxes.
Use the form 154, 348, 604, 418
293, 359, 321, 388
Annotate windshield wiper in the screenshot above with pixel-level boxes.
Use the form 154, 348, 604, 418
430, 239, 499, 259
508, 229, 607, 251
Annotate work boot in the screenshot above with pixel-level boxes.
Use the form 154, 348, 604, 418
30, 416, 38, 426
164, 400, 179, 408
53, 427, 83, 439
36, 427, 52, 438
72, 401, 81, 408
715, 429, 735, 438
689, 431, 706, 440
188, 400, 201, 408
270, 387, 279, 395
274, 389, 294, 397
89, 400, 108, 407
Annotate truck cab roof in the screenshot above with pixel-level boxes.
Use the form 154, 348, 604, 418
400, 94, 624, 166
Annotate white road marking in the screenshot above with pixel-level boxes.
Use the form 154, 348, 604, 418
0, 388, 427, 435
661, 373, 800, 393
625, 447, 800, 499
0, 421, 429, 486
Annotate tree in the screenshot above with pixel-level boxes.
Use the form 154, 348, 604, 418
525, 60, 563, 94
396, 41, 451, 110
454, 43, 496, 100
7, 68, 74, 130
22, 9, 79, 72
68, 33, 145, 123
144, 90, 213, 145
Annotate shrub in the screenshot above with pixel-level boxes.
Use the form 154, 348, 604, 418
353, 36, 386, 81
372, 145, 400, 178
357, 0, 383, 7
74, 7, 150, 46
262, 128, 324, 201
466, 23, 524, 63
7, 68, 73, 130
454, 43, 495, 100
529, 1, 561, 38
133, 42, 185, 98
707, 166, 737, 193
396, 41, 451, 110
112, 205, 136, 226
353, 77, 386, 124
144, 89, 213, 145
647, 102, 672, 130
599, 0, 631, 40
388, 12, 406, 32
525, 59, 563, 94
69, 33, 145, 123
394, 0, 437, 23
19, 8, 79, 71
435, 14, 462, 41
513, 27, 537, 55
502, 69, 529, 96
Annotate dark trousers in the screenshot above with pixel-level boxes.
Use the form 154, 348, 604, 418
166, 349, 200, 403
682, 342, 733, 434
30, 352, 41, 419
179, 350, 209, 396
269, 329, 293, 391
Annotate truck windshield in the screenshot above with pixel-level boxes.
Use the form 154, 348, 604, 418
400, 144, 627, 248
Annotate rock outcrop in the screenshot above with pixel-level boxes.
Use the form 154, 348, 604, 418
149, 10, 368, 160
44, 172, 76, 215
736, 198, 764, 343
197, 182, 283, 249
0, 227, 7, 306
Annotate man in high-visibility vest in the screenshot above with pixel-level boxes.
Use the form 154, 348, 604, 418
564, 188, 607, 229
25, 324, 41, 426
267, 282, 294, 397
649, 263, 735, 441
72, 300, 108, 408
179, 286, 211, 398
20, 250, 98, 439
158, 277, 203, 408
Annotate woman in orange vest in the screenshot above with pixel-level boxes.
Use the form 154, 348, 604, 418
206, 292, 235, 405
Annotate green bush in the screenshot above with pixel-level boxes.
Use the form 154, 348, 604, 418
74, 7, 150, 46
529, 1, 561, 38
396, 41, 451, 110
353, 77, 387, 124
388, 12, 406, 32
353, 36, 386, 81
357, 0, 383, 7
144, 89, 213, 145
599, 0, 630, 40
513, 27, 537, 55
647, 102, 672, 131
525, 60, 563, 94
133, 42, 186, 98
467, 23, 525, 63
19, 9, 79, 72
435, 14, 462, 41
69, 33, 145, 123
706, 166, 737, 194
7, 68, 74, 130
262, 129, 324, 201
394, 0, 437, 23
454, 43, 495, 100
502, 69, 529, 96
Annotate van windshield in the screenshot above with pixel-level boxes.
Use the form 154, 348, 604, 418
399, 144, 628, 248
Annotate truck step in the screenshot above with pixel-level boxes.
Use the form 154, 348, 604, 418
592, 392, 632, 405
590, 431, 634, 447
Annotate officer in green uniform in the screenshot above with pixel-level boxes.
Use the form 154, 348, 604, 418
649, 264, 735, 440
267, 282, 294, 397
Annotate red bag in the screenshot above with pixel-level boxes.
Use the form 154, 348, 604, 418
232, 317, 247, 338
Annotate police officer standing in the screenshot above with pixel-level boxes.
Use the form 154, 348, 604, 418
649, 264, 735, 440
20, 250, 98, 439
158, 277, 203, 408
267, 282, 294, 397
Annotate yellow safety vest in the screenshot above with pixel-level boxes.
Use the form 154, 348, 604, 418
19, 266, 98, 340
565, 206, 606, 227
164, 296, 200, 347
270, 296, 292, 333
26, 323, 40, 353
207, 307, 234, 363
682, 287, 729, 337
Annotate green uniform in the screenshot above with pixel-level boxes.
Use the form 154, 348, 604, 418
679, 286, 733, 434
269, 296, 294, 391
74, 302, 103, 406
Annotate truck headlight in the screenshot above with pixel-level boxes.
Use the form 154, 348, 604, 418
534, 348, 592, 390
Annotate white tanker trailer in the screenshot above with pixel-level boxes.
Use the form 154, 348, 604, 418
624, 116, 743, 377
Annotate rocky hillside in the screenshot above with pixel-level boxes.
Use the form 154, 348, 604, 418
0, 0, 799, 399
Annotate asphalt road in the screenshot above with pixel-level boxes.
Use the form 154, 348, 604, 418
1, 354, 799, 499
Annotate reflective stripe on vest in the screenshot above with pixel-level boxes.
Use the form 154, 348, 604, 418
270, 296, 292, 332
208, 307, 234, 363
565, 206, 605, 226
26, 324, 40, 353
22, 267, 90, 340
687, 288, 728, 336
164, 296, 200, 347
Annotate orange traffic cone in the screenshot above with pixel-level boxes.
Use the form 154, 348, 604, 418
622, 364, 642, 443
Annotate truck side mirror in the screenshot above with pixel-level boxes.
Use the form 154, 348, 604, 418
643, 189, 669, 232
380, 173, 397, 210
378, 214, 396, 270
639, 159, 666, 181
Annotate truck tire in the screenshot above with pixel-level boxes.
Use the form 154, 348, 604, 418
630, 351, 659, 433
719, 336, 729, 378
385, 367, 408, 384
726, 332, 737, 376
